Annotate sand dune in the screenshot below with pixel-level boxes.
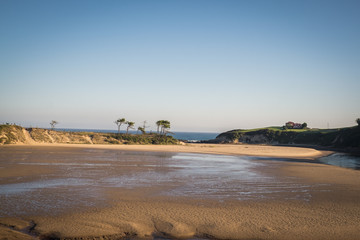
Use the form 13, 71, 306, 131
24, 142, 331, 159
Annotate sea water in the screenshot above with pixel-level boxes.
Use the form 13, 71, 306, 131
318, 153, 360, 170
56, 128, 219, 141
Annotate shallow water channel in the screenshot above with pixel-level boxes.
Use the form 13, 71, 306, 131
318, 153, 360, 170
0, 146, 329, 216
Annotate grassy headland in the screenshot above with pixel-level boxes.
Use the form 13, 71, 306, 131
0, 125, 179, 145
215, 125, 360, 149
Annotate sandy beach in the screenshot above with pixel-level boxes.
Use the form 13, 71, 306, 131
0, 144, 359, 240
10, 142, 333, 158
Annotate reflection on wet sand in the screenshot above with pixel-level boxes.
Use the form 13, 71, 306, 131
0, 145, 359, 240
1, 147, 327, 216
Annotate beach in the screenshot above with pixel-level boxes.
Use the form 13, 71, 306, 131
0, 144, 359, 240
5, 142, 333, 158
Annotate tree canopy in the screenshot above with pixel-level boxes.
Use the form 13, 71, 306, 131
50, 120, 58, 130
114, 118, 126, 134
126, 121, 135, 134
156, 120, 171, 135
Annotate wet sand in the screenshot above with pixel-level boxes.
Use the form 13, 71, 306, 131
0, 144, 359, 240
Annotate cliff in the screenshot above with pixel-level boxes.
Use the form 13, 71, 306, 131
215, 126, 360, 149
0, 125, 179, 145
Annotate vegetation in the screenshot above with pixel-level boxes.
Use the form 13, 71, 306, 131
216, 125, 360, 148
140, 120, 150, 134
112, 133, 178, 145
114, 118, 126, 134
156, 120, 171, 135
137, 126, 145, 134
126, 121, 135, 134
357, 118, 360, 126
156, 120, 162, 133
0, 124, 179, 145
50, 120, 58, 130
0, 124, 25, 144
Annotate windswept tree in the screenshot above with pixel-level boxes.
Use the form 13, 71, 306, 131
50, 120, 58, 130
114, 118, 126, 134
142, 120, 149, 133
161, 120, 171, 135
156, 120, 162, 133
137, 126, 145, 134
126, 121, 135, 134
156, 120, 171, 135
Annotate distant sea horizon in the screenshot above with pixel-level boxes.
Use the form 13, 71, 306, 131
55, 128, 219, 141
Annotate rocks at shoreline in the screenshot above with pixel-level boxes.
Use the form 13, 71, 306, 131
214, 127, 360, 150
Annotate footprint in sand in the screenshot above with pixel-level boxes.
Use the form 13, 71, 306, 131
152, 218, 195, 238
261, 226, 276, 233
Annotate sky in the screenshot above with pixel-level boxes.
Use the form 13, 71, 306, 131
1, 0, 359, 132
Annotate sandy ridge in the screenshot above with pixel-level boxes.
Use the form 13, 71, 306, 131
5, 142, 332, 159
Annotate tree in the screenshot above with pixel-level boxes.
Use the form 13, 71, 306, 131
156, 120, 162, 133
302, 122, 308, 129
156, 120, 171, 135
356, 118, 360, 126
137, 126, 145, 134
126, 121, 135, 134
50, 120, 58, 130
142, 120, 149, 134
161, 120, 170, 135
114, 118, 126, 134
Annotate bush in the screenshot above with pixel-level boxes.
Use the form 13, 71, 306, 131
112, 133, 178, 145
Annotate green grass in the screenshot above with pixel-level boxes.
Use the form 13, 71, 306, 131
217, 125, 360, 148
228, 126, 309, 133
112, 133, 178, 145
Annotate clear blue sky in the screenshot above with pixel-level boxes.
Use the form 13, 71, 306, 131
1, 0, 359, 132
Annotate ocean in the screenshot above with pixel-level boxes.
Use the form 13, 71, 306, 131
56, 128, 219, 141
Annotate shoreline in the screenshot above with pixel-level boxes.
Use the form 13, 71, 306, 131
1, 144, 359, 240
1, 142, 333, 160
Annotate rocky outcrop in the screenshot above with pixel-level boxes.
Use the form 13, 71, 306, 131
215, 127, 360, 149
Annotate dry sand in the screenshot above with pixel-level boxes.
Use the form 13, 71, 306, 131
0, 143, 359, 240
17, 142, 332, 158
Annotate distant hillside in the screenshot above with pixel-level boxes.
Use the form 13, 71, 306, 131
0, 125, 179, 145
215, 126, 360, 149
